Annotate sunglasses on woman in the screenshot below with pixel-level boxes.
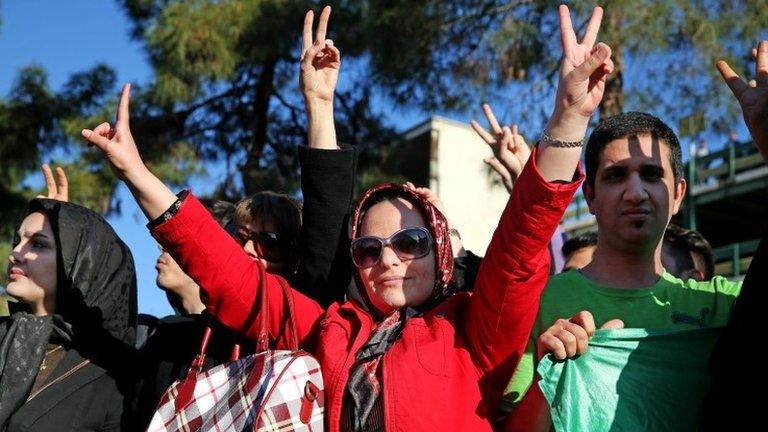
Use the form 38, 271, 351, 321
232, 225, 293, 263
350, 227, 433, 269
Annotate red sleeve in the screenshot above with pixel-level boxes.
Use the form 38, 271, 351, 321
151, 194, 324, 348
465, 147, 583, 391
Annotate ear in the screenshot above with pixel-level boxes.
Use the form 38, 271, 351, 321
671, 178, 687, 215
583, 182, 596, 215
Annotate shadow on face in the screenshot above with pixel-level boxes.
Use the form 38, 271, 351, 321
357, 198, 436, 315
7, 212, 58, 316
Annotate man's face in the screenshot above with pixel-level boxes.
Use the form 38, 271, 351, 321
585, 134, 686, 253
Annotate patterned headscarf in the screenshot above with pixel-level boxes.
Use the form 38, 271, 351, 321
350, 183, 454, 312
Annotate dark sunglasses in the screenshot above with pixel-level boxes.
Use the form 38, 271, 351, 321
350, 227, 433, 269
232, 225, 293, 263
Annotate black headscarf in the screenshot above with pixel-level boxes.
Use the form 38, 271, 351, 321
0, 199, 137, 427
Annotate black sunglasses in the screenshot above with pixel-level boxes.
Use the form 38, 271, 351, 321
232, 225, 293, 263
350, 227, 433, 269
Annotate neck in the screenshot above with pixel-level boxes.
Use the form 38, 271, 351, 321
582, 240, 664, 289
178, 281, 206, 315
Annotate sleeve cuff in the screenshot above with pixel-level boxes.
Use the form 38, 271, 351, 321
146, 190, 191, 230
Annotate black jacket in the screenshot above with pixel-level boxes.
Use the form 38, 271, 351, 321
4, 349, 124, 431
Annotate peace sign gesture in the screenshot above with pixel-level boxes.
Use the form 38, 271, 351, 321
300, 6, 340, 105
717, 41, 768, 161
470, 104, 531, 193
37, 164, 69, 202
81, 84, 146, 181
553, 5, 613, 122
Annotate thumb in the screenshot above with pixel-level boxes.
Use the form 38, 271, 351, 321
81, 129, 112, 151
600, 318, 624, 330
572, 43, 612, 81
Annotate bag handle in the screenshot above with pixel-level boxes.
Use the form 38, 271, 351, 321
255, 269, 300, 352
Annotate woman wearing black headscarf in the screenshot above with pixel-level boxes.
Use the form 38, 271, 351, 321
0, 198, 137, 431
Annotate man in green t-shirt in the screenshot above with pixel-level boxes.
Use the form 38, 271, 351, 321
503, 38, 768, 431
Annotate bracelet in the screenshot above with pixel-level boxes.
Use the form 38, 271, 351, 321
540, 130, 584, 148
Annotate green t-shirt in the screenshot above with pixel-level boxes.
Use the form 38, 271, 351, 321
538, 327, 721, 432
501, 270, 741, 411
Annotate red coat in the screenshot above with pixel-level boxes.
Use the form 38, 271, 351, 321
152, 153, 581, 431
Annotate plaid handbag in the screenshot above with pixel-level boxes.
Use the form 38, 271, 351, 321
148, 279, 324, 432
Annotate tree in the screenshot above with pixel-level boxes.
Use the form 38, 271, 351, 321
2, 0, 766, 233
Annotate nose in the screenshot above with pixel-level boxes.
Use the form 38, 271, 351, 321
243, 239, 259, 261
623, 173, 649, 204
377, 244, 402, 269
9, 242, 24, 265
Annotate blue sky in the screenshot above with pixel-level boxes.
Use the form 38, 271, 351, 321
0, 0, 425, 317
2, 1, 172, 317
2, 1, 760, 316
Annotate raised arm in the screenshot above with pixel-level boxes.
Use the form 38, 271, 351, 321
537, 5, 613, 182
82, 85, 323, 346
294, 6, 355, 306
716, 40, 768, 163
81, 84, 177, 220
301, 5, 339, 150
463, 5, 611, 396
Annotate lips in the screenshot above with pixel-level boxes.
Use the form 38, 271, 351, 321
375, 275, 408, 288
8, 267, 26, 280
621, 208, 651, 216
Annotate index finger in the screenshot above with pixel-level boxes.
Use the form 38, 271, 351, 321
117, 83, 131, 127
756, 40, 768, 87
716, 60, 749, 98
315, 5, 331, 44
55, 166, 69, 201
302, 10, 314, 53
558, 4, 577, 53
482, 103, 503, 134
569, 310, 596, 336
41, 164, 57, 198
580, 6, 603, 48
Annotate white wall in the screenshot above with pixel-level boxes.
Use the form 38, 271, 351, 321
429, 117, 511, 256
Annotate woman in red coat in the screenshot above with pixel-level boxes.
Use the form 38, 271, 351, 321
82, 5, 610, 429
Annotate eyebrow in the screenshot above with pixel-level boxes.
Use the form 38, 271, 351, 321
18, 231, 52, 241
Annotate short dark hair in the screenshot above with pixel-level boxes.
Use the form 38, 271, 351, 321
199, 199, 236, 228
585, 112, 684, 190
562, 231, 599, 258
234, 191, 302, 253
663, 224, 715, 280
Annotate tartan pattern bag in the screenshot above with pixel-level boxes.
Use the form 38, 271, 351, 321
148, 275, 325, 431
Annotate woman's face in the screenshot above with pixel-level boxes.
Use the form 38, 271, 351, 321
236, 216, 293, 277
357, 198, 436, 315
7, 212, 58, 316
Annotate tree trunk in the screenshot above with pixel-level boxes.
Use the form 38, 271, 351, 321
599, 9, 624, 118
600, 44, 624, 118
242, 58, 277, 195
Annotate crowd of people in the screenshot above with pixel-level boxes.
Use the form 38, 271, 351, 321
1, 3, 766, 431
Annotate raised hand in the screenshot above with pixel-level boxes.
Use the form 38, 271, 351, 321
300, 6, 340, 105
551, 6, 613, 127
537, 5, 613, 183
470, 103, 531, 194
81, 84, 146, 182
37, 164, 69, 202
403, 182, 446, 214
81, 83, 176, 220
717, 41, 768, 161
